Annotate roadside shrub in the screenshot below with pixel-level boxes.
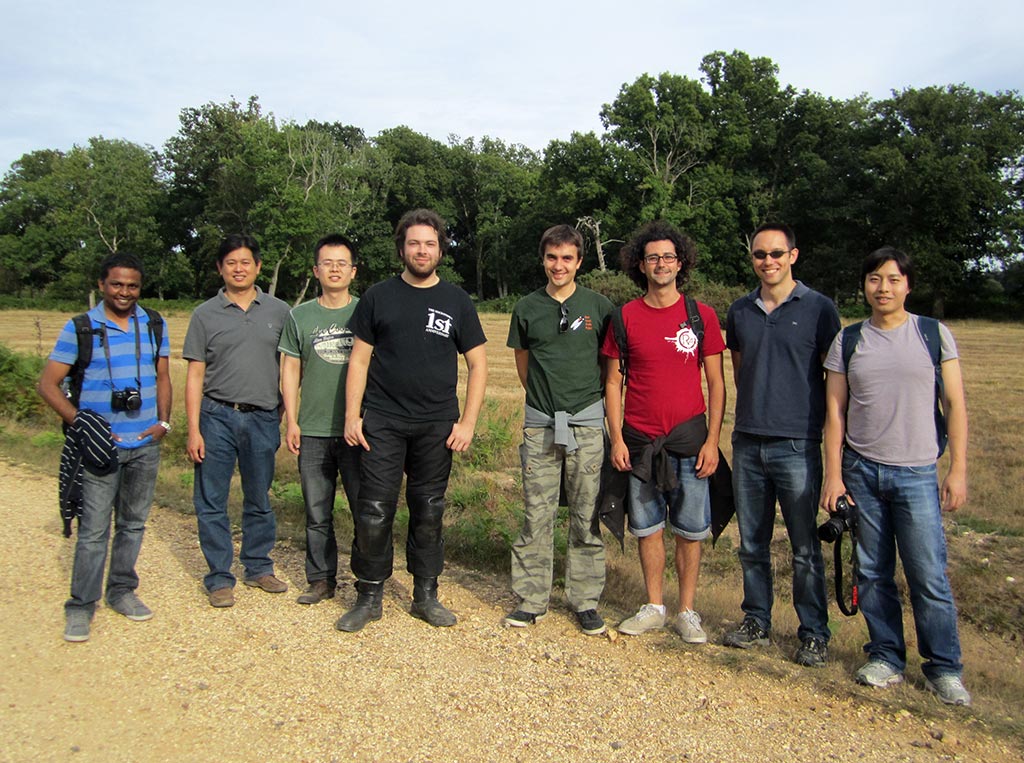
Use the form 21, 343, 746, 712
0, 343, 47, 421
476, 295, 522, 313
686, 276, 751, 323
578, 270, 642, 306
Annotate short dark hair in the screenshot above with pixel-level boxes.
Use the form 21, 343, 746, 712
98, 252, 144, 281
751, 222, 796, 251
538, 225, 584, 259
313, 234, 357, 267
862, 246, 915, 290
620, 221, 698, 290
394, 209, 449, 256
217, 233, 261, 265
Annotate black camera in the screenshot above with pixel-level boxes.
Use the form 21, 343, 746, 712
111, 387, 143, 412
818, 495, 857, 543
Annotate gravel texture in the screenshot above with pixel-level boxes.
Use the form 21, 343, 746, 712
0, 459, 1018, 763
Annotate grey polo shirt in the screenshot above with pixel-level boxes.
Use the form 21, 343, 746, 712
183, 286, 290, 411
726, 281, 840, 440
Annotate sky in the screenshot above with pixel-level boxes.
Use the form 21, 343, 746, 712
2, 0, 1022, 173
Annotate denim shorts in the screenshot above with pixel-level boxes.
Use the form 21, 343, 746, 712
628, 453, 711, 540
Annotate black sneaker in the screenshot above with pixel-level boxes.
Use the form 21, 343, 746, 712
794, 636, 829, 667
575, 609, 606, 636
504, 609, 547, 628
723, 617, 770, 648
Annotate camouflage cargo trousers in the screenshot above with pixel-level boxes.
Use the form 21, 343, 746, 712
511, 425, 606, 613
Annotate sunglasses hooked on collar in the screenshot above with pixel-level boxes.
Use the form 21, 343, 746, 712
558, 302, 569, 333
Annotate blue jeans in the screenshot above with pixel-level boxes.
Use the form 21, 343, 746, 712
298, 435, 361, 585
66, 443, 161, 615
841, 449, 963, 680
732, 433, 830, 642
194, 397, 280, 592
628, 454, 710, 540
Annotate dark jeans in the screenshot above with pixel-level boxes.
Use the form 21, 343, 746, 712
298, 435, 361, 585
731, 432, 830, 642
193, 397, 280, 592
67, 443, 161, 615
351, 410, 454, 582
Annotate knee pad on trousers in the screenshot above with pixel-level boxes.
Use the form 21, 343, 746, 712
407, 494, 445, 525
354, 499, 396, 549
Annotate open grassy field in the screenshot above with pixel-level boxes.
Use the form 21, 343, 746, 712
1, 307, 1022, 735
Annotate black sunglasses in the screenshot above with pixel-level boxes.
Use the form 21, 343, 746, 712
751, 248, 790, 261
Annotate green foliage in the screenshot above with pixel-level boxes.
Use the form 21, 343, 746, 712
0, 343, 46, 421
578, 270, 642, 306
686, 276, 750, 323
476, 295, 521, 313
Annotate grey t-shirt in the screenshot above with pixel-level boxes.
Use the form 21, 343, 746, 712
824, 314, 957, 467
183, 287, 290, 411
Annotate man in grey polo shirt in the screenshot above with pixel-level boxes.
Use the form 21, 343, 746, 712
724, 222, 840, 666
184, 233, 291, 608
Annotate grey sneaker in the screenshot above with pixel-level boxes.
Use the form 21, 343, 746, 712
505, 609, 547, 628
794, 637, 829, 667
723, 617, 770, 648
575, 609, 607, 636
108, 592, 153, 621
855, 660, 905, 688
64, 610, 91, 642
673, 609, 707, 644
617, 604, 666, 635
926, 675, 972, 706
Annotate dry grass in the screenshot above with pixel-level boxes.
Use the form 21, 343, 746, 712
2, 308, 1023, 735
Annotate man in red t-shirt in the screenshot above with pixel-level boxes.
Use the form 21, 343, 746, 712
602, 221, 725, 643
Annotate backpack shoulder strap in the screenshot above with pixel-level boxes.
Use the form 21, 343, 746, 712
141, 306, 164, 369
917, 316, 948, 456
611, 306, 628, 383
68, 313, 97, 407
684, 295, 704, 348
841, 321, 865, 372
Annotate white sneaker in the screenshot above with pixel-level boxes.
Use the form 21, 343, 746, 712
926, 675, 972, 706
855, 660, 904, 688
674, 609, 707, 644
617, 604, 666, 635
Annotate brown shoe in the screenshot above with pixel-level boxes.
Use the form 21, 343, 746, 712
244, 574, 288, 593
296, 580, 336, 605
208, 587, 235, 608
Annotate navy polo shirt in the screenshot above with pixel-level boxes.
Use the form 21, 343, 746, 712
726, 281, 840, 440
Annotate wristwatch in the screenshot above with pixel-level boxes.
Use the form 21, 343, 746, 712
158, 420, 172, 433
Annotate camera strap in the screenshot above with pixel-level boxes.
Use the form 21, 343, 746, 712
833, 531, 859, 616
101, 315, 142, 391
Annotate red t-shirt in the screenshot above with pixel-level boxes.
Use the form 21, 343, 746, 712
601, 297, 724, 439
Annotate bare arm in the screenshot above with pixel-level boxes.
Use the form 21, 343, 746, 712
343, 338, 373, 450
821, 370, 850, 512
939, 358, 968, 511
448, 343, 488, 452
513, 348, 529, 391
281, 354, 302, 455
37, 360, 76, 426
185, 360, 206, 463
696, 352, 725, 478
604, 356, 630, 471
136, 355, 173, 444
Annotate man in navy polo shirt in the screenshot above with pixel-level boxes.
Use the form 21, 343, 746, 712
38, 252, 172, 642
724, 223, 840, 666
184, 234, 291, 608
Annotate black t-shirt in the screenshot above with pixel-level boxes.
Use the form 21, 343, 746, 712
349, 276, 487, 422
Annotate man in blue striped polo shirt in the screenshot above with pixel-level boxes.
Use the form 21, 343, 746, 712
38, 252, 172, 642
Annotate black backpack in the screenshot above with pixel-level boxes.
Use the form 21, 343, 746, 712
65, 307, 165, 407
841, 317, 947, 457
610, 295, 704, 383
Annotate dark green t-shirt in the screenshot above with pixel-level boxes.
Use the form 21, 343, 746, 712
507, 286, 613, 416
278, 297, 359, 437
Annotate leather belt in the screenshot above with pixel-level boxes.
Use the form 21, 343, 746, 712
205, 395, 268, 413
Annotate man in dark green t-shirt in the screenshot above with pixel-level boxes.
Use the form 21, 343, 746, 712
505, 225, 612, 636
280, 234, 361, 605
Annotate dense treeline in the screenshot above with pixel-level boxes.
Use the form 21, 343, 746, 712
2, 51, 1022, 317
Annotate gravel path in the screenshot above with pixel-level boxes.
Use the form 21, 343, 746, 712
0, 458, 1018, 763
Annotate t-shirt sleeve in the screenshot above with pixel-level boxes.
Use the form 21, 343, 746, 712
938, 323, 959, 362
816, 298, 842, 355
278, 312, 301, 357
600, 319, 620, 359
506, 306, 526, 350
725, 303, 738, 351
698, 303, 726, 357
456, 296, 487, 353
49, 319, 79, 365
823, 332, 845, 373
348, 293, 375, 345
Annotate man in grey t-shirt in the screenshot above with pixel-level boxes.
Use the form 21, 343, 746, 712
822, 246, 971, 707
184, 233, 291, 608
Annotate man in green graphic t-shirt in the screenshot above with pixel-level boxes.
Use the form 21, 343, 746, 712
280, 234, 362, 605
505, 224, 613, 636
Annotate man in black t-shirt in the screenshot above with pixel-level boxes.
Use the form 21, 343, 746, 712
337, 209, 488, 632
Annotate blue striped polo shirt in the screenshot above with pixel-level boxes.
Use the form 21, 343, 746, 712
50, 303, 170, 449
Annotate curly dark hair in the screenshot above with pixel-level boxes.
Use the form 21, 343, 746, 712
394, 208, 450, 257
620, 221, 698, 290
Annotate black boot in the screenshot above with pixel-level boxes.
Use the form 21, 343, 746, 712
410, 576, 456, 627
335, 581, 383, 632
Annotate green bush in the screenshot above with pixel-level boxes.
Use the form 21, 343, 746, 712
0, 343, 47, 421
476, 295, 522, 313
578, 270, 642, 306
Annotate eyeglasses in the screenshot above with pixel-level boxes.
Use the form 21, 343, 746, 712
643, 253, 679, 265
751, 249, 790, 261
558, 303, 569, 333
316, 259, 352, 270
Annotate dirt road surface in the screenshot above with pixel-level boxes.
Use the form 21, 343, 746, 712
0, 458, 1018, 763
